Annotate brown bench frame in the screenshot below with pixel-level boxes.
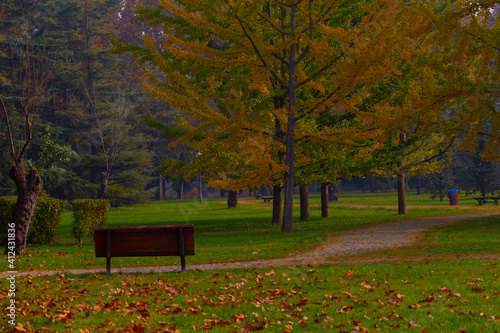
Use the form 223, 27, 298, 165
473, 197, 500, 206
94, 224, 194, 274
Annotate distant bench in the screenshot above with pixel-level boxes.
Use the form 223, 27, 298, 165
254, 195, 273, 203
94, 224, 194, 275
472, 197, 500, 206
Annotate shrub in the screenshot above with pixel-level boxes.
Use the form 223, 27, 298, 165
72, 199, 110, 243
28, 198, 65, 245
0, 196, 64, 245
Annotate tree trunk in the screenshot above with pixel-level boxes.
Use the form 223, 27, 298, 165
397, 172, 407, 215
282, 3, 298, 232
98, 171, 109, 199
416, 174, 422, 195
282, 112, 296, 232
261, 186, 269, 196
272, 107, 285, 226
299, 185, 310, 221
228, 190, 238, 208
328, 180, 341, 202
7, 165, 43, 255
159, 174, 165, 200
272, 184, 282, 225
180, 181, 184, 200
321, 182, 329, 218
370, 176, 376, 193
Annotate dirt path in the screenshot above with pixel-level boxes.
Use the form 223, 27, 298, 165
2, 211, 499, 278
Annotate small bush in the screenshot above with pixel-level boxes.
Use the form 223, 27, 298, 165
72, 199, 110, 243
0, 196, 64, 245
28, 198, 65, 245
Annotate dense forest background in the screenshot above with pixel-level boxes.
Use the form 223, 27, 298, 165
1, 0, 499, 206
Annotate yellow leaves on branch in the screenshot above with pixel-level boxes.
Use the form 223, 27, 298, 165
125, 0, 500, 186
249, 69, 271, 95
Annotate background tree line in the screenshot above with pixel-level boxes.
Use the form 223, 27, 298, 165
1, 0, 499, 212
0, 0, 197, 206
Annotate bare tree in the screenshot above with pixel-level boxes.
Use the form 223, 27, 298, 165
69, 78, 131, 199
1, 38, 52, 255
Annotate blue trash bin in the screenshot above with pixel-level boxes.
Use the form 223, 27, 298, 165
448, 190, 459, 205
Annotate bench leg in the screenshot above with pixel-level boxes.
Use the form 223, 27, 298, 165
180, 254, 186, 273
106, 257, 111, 275
106, 230, 111, 275
178, 228, 186, 273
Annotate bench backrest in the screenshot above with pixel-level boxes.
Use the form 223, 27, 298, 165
94, 225, 194, 258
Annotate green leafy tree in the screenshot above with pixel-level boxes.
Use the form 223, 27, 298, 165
114, 0, 459, 231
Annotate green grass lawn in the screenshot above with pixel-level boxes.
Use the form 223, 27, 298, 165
1, 191, 499, 332
320, 190, 483, 207
10, 192, 481, 272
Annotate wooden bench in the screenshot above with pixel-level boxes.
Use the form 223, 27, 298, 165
94, 224, 194, 274
254, 195, 272, 202
261, 196, 273, 203
472, 197, 500, 206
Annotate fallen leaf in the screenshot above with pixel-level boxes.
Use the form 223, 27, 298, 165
359, 281, 372, 289
265, 270, 275, 276
472, 285, 485, 293
14, 324, 27, 332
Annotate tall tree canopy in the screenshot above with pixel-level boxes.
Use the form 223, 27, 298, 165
114, 0, 500, 230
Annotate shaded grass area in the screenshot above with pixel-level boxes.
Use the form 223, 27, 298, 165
1, 260, 499, 332
10, 195, 477, 272
325, 190, 483, 207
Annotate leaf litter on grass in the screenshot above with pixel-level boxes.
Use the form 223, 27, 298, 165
2, 260, 499, 332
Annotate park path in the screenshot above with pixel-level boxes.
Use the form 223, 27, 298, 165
2, 211, 499, 278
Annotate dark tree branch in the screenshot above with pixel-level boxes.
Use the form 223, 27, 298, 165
0, 97, 18, 164
296, 51, 344, 89
241, 127, 286, 144
224, 0, 286, 90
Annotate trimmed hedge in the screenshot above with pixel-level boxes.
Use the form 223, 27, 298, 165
29, 198, 65, 244
72, 199, 110, 243
0, 196, 64, 245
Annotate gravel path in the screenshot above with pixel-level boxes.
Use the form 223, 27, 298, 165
3, 211, 499, 278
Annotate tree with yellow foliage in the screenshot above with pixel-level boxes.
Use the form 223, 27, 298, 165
447, 4, 500, 162
113, 0, 499, 231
